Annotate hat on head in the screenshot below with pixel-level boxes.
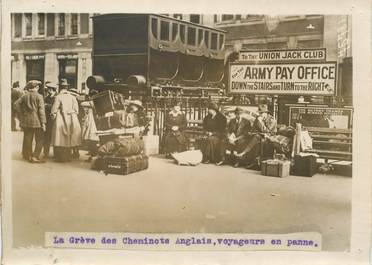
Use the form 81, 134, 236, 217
128, 100, 143, 109
25, 80, 42, 90
59, 78, 70, 88
258, 104, 269, 113
12, 81, 20, 88
234, 107, 244, 113
46, 82, 58, 90
208, 102, 219, 111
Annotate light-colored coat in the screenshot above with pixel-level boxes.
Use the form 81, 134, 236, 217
51, 90, 82, 147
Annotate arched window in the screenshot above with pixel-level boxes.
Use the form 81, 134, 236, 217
160, 20, 170, 41
172, 22, 178, 41
151, 17, 158, 39
211, 32, 218, 50
187, 27, 196, 46
204, 30, 209, 47
180, 24, 186, 43
198, 29, 203, 45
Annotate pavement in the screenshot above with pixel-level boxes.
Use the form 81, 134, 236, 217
11, 132, 351, 251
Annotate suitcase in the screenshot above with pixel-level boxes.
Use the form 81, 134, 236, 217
116, 137, 145, 156
261, 159, 290, 178
293, 154, 318, 177
105, 154, 149, 175
92, 90, 125, 115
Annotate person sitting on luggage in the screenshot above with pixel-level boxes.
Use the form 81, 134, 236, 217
226, 107, 253, 167
236, 104, 277, 169
201, 102, 227, 165
162, 102, 188, 158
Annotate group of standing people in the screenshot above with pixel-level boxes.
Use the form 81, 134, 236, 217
14, 79, 82, 163
161, 101, 277, 169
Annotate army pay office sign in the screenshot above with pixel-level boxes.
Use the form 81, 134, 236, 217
229, 62, 337, 96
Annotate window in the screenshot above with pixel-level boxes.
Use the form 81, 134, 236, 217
221, 14, 234, 21
151, 18, 158, 38
198, 29, 203, 45
204, 30, 209, 47
214, 15, 218, 23
80, 14, 89, 34
58, 13, 65, 36
58, 58, 78, 90
37, 13, 45, 36
46, 14, 55, 36
25, 13, 32, 37
173, 14, 182, 20
219, 34, 224, 49
180, 24, 185, 43
211, 32, 218, 49
245, 15, 264, 21
14, 14, 22, 38
187, 27, 196, 46
160, 20, 170, 41
235, 15, 242, 20
190, 14, 200, 24
171, 23, 178, 41
70, 13, 78, 35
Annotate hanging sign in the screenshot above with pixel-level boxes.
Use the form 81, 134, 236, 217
239, 49, 326, 62
229, 62, 337, 96
57, 54, 78, 59
25, 54, 45, 60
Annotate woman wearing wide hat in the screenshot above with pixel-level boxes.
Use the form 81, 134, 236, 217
162, 101, 188, 158
201, 102, 227, 165
50, 79, 82, 162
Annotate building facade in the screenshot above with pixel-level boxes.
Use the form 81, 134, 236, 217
11, 13, 95, 93
212, 15, 351, 61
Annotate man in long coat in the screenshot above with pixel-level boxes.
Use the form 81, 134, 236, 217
14, 80, 46, 163
51, 80, 82, 162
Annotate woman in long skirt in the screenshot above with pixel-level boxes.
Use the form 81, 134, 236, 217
162, 102, 188, 158
201, 102, 227, 165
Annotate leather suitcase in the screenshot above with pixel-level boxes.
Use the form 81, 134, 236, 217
293, 154, 318, 177
92, 90, 125, 116
261, 159, 290, 178
105, 154, 149, 175
116, 137, 145, 157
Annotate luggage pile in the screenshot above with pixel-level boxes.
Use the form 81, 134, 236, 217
91, 137, 149, 175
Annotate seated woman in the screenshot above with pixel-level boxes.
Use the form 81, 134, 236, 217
162, 102, 188, 158
201, 102, 227, 165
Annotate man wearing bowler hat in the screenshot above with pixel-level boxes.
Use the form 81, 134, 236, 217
226, 107, 253, 167
236, 104, 277, 169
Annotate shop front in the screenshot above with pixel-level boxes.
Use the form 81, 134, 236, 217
25, 54, 45, 83
58, 54, 78, 89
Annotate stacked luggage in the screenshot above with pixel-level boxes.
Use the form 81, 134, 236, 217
92, 137, 149, 175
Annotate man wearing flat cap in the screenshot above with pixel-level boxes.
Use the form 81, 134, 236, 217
14, 80, 46, 163
201, 102, 227, 165
226, 107, 253, 167
236, 104, 277, 169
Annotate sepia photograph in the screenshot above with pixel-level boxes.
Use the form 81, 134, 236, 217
1, 0, 371, 264
9, 12, 353, 250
